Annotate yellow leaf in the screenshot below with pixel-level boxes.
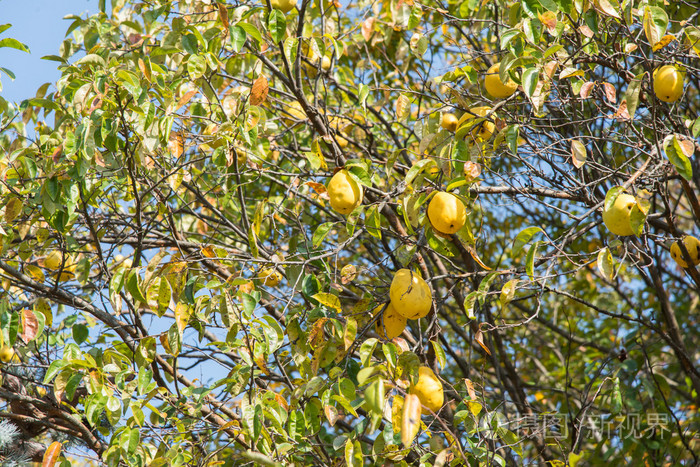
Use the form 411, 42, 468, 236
571, 139, 587, 168
401, 393, 421, 447
392, 395, 404, 435
652, 34, 676, 51
42, 441, 62, 467
312, 292, 342, 313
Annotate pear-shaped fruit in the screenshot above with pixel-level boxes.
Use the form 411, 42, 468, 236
484, 62, 518, 99
327, 170, 363, 215
441, 113, 458, 132
653, 65, 684, 103
427, 192, 466, 235
457, 106, 495, 141
670, 235, 700, 268
260, 268, 283, 287
0, 346, 15, 363
409, 366, 444, 414
389, 269, 432, 320
270, 0, 298, 13
374, 302, 407, 340
602, 192, 636, 236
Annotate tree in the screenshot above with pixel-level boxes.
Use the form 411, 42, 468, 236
0, 0, 698, 464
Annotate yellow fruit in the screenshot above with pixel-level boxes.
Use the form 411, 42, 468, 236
374, 302, 407, 340
282, 101, 306, 124
389, 269, 432, 320
327, 170, 363, 215
441, 113, 458, 132
321, 55, 332, 71
602, 192, 636, 236
44, 250, 63, 270
260, 268, 283, 287
427, 192, 466, 235
670, 235, 700, 268
0, 346, 15, 363
270, 0, 298, 13
409, 366, 444, 414
653, 65, 684, 103
458, 106, 495, 141
484, 62, 518, 99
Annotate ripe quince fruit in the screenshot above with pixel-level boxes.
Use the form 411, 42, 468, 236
440, 113, 458, 132
484, 62, 518, 99
260, 268, 283, 287
389, 269, 432, 320
327, 169, 363, 215
427, 192, 466, 235
602, 192, 636, 236
409, 366, 444, 414
458, 106, 495, 141
270, 0, 298, 13
653, 65, 684, 103
374, 302, 407, 340
670, 235, 700, 268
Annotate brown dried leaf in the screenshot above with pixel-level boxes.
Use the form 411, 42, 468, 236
250, 75, 269, 106
20, 308, 38, 342
138, 58, 151, 82
463, 161, 481, 183
218, 3, 230, 28
308, 318, 328, 349
176, 89, 198, 111
362, 18, 375, 42
579, 24, 594, 38
602, 82, 617, 103
580, 81, 595, 99
475, 329, 491, 355
612, 100, 630, 121
464, 378, 477, 400
466, 245, 490, 270
168, 132, 185, 158
538, 11, 557, 34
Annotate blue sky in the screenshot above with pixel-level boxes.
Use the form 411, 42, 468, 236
0, 0, 95, 103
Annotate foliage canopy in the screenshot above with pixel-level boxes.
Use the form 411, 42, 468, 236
0, 0, 699, 465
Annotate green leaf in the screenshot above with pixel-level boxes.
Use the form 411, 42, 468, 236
312, 222, 334, 247
463, 291, 477, 320
597, 247, 614, 280
364, 378, 384, 415
522, 67, 539, 98
604, 186, 625, 212
663, 135, 693, 181
365, 205, 381, 239
430, 340, 446, 370
405, 158, 433, 187
642, 6, 668, 47
229, 25, 247, 52
526, 241, 539, 281
238, 22, 262, 44
267, 10, 286, 43
500, 279, 518, 308
74, 53, 105, 68
126, 270, 147, 304
624, 72, 644, 119
0, 37, 29, 53
72, 324, 89, 344
511, 226, 543, 258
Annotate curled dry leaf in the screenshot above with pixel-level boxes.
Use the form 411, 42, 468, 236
20, 308, 39, 342
250, 75, 269, 106
580, 81, 595, 99
463, 161, 481, 182
602, 82, 617, 103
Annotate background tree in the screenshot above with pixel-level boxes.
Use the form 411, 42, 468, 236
0, 0, 698, 465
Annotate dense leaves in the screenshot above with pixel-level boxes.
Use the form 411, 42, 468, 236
0, 0, 699, 465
